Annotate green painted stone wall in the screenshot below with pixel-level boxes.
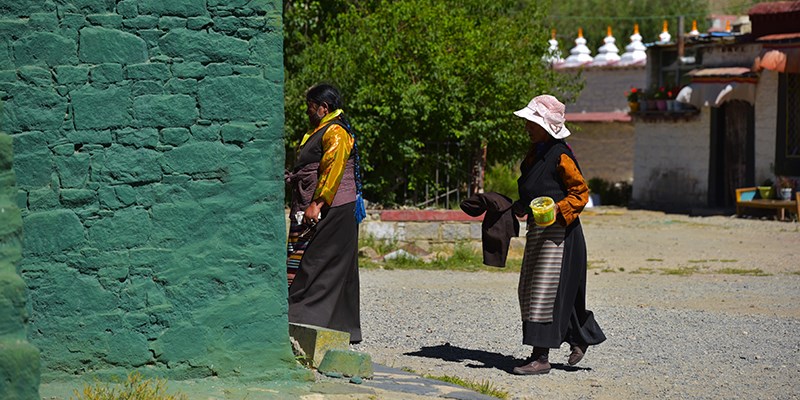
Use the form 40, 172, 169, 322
1, 0, 298, 382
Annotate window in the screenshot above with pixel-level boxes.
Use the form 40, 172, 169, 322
776, 73, 800, 175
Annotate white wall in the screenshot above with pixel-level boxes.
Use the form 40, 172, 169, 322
632, 112, 711, 210
754, 70, 778, 184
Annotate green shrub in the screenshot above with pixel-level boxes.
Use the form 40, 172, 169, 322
73, 372, 187, 400
485, 162, 519, 199
587, 177, 631, 206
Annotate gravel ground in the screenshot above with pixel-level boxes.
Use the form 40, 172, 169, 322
352, 208, 800, 400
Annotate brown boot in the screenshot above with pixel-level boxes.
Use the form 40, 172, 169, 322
568, 344, 588, 366
513, 348, 551, 375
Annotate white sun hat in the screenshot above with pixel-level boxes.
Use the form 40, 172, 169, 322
513, 94, 571, 139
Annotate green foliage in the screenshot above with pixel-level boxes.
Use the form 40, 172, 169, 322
284, 0, 580, 205
72, 372, 187, 400
485, 162, 519, 200
548, 0, 710, 52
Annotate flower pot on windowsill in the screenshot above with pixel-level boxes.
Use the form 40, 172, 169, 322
656, 99, 667, 111
628, 101, 640, 113
758, 186, 774, 199
779, 187, 793, 200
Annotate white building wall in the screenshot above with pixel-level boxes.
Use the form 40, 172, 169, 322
631, 112, 711, 210
754, 70, 778, 184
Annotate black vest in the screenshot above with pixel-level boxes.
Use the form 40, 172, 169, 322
517, 141, 580, 209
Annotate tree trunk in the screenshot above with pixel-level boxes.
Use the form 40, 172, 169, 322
470, 141, 487, 195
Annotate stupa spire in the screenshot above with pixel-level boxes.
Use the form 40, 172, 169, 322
592, 26, 621, 66
561, 27, 593, 67
658, 20, 671, 43
545, 28, 564, 64
689, 19, 700, 36
619, 23, 647, 66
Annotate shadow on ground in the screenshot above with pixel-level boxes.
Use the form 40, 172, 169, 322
404, 343, 591, 374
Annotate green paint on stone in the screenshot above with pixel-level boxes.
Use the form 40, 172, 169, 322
87, 207, 151, 250
190, 123, 220, 140
172, 61, 205, 79
3, 86, 66, 132
114, 185, 137, 206
59, 188, 95, 207
18, 66, 52, 87
116, 127, 158, 148
27, 187, 59, 211
72, 85, 132, 130
186, 16, 213, 30
22, 209, 84, 255
103, 331, 151, 367
161, 141, 236, 176
54, 152, 90, 188
55, 65, 89, 84
158, 16, 187, 30
160, 128, 189, 146
59, 13, 87, 31
221, 122, 259, 144
122, 16, 159, 30
65, 129, 112, 145
165, 78, 198, 95
116, 0, 137, 18
126, 62, 170, 80
159, 29, 248, 64
13, 32, 78, 66
130, 80, 166, 96
133, 94, 197, 128
92, 144, 162, 184
52, 143, 73, 156
28, 12, 58, 31
198, 76, 274, 121
78, 27, 147, 64
90, 63, 123, 83
59, 0, 115, 14
206, 62, 233, 77
139, 0, 207, 17
86, 13, 123, 28
13, 151, 52, 188
213, 16, 242, 33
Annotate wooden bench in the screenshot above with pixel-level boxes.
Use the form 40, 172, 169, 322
735, 187, 799, 221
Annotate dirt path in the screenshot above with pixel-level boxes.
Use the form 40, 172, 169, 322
354, 209, 800, 399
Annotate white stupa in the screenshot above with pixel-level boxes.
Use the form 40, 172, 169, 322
658, 20, 671, 44
688, 20, 700, 37
619, 24, 647, 66
544, 29, 564, 64
591, 26, 621, 66
561, 28, 593, 68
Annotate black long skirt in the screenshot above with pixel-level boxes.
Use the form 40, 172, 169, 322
521, 221, 605, 348
288, 201, 362, 342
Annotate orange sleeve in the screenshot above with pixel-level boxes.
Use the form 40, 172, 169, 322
313, 124, 353, 205
555, 153, 589, 226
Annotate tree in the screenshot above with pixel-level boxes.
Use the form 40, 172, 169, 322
284, 0, 580, 205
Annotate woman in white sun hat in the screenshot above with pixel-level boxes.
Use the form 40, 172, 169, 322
510, 94, 605, 375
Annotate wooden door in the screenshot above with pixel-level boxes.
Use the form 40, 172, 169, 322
709, 100, 755, 208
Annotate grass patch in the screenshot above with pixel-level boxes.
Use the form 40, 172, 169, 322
360, 243, 523, 273
600, 268, 616, 273
659, 266, 700, 276
587, 259, 607, 270
716, 268, 771, 276
423, 374, 509, 399
630, 267, 655, 274
73, 372, 187, 400
646, 258, 663, 262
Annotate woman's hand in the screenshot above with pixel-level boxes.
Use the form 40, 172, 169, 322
303, 198, 325, 225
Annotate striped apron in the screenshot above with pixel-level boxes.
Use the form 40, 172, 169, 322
518, 223, 565, 323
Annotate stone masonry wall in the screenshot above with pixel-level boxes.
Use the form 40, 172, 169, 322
1, 0, 299, 382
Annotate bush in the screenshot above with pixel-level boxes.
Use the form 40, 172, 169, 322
485, 162, 519, 199
73, 372, 187, 400
588, 177, 632, 206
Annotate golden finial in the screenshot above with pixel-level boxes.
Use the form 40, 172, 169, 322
692, 20, 698, 31
607, 26, 612, 37
725, 20, 731, 32
578, 27, 584, 38
634, 23, 640, 35
551, 28, 557, 40
662, 20, 668, 33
